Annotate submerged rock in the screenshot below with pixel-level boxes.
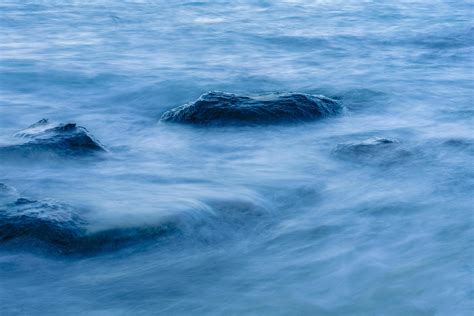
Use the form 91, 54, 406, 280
336, 137, 399, 153
334, 137, 411, 165
0, 182, 269, 255
0, 185, 86, 252
160, 91, 343, 126
0, 119, 105, 158
0, 184, 179, 255
442, 138, 474, 153
0, 198, 87, 251
0, 185, 204, 255
0, 192, 175, 255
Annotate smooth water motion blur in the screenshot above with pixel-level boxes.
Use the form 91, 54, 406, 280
1, 0, 473, 315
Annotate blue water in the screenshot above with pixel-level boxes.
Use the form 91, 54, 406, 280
1, 0, 473, 314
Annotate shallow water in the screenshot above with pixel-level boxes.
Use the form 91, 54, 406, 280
1, 0, 473, 314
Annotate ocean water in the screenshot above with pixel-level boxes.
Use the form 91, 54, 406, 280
0, 0, 473, 315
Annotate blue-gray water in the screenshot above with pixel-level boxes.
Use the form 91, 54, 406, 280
0, 0, 473, 315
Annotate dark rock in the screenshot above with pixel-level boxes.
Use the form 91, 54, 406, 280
0, 119, 105, 158
0, 194, 174, 255
0, 183, 268, 255
15, 119, 105, 152
0, 197, 87, 253
160, 91, 343, 126
0, 185, 175, 255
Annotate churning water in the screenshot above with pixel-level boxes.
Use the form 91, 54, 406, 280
0, 0, 473, 315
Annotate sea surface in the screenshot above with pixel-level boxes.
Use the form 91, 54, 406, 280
0, 0, 473, 315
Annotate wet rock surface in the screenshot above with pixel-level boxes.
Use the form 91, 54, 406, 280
0, 119, 105, 159
0, 184, 88, 253
161, 91, 343, 126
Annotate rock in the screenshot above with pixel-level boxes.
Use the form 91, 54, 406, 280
0, 185, 173, 255
334, 137, 411, 165
160, 91, 343, 126
0, 184, 269, 255
0, 196, 87, 253
0, 119, 105, 158
336, 137, 399, 153
15, 119, 106, 152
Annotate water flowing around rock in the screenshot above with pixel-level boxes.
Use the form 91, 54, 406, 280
1, 0, 472, 314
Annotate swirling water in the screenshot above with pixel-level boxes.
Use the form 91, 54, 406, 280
0, 0, 473, 314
